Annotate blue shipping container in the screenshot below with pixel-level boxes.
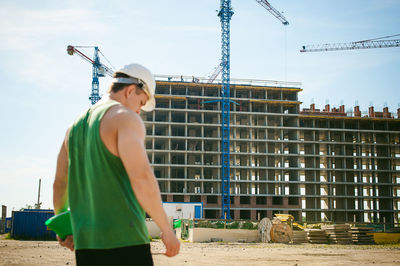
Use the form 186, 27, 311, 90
22, 209, 55, 212
11, 210, 56, 240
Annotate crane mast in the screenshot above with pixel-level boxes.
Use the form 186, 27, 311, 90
90, 47, 102, 104
218, 0, 234, 219
217, 0, 289, 220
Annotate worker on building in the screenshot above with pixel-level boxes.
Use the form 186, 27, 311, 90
52, 63, 180, 265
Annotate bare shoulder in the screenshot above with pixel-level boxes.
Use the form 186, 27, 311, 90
104, 104, 145, 134
63, 126, 72, 153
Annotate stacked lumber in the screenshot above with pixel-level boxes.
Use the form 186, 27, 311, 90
321, 224, 353, 244
305, 229, 328, 244
350, 227, 375, 245
292, 230, 307, 244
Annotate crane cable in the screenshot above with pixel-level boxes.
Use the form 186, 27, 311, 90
284, 25, 287, 83
98, 50, 116, 71
73, 45, 116, 71
356, 33, 400, 43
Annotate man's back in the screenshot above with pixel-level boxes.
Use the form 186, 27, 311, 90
68, 99, 149, 250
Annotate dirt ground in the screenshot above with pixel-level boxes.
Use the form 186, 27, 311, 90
1, 234, 400, 266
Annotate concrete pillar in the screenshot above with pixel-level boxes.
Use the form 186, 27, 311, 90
250, 196, 256, 207
201, 195, 207, 205
184, 195, 190, 202
167, 194, 173, 202
234, 196, 240, 207
251, 210, 257, 220
234, 209, 240, 220
283, 197, 289, 208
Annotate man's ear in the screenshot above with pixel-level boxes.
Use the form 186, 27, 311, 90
125, 84, 135, 98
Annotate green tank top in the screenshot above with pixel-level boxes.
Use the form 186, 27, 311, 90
67, 99, 149, 249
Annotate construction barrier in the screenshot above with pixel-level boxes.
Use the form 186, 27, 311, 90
371, 233, 400, 244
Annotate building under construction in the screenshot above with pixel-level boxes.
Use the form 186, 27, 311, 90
142, 75, 400, 224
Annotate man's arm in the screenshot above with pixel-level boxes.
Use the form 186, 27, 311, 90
53, 129, 74, 251
53, 131, 69, 214
117, 111, 180, 257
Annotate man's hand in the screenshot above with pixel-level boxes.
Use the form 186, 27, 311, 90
57, 235, 74, 251
161, 230, 180, 257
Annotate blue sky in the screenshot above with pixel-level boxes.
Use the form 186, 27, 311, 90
0, 0, 399, 216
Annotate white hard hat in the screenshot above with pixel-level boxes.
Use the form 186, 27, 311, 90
113, 63, 156, 112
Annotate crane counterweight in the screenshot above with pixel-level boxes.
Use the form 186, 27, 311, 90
67, 45, 74, 56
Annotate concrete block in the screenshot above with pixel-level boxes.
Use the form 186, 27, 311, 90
189, 227, 258, 243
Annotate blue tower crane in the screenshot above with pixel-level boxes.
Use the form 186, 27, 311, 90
218, 0, 234, 220
217, 0, 289, 220
67, 45, 114, 105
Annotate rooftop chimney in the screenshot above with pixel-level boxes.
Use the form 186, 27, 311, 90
354, 106, 361, 117
324, 104, 330, 112
369, 106, 375, 118
397, 108, 400, 119
339, 105, 345, 113
310, 103, 315, 112
383, 107, 389, 118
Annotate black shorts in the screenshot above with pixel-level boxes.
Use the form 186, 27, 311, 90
75, 244, 153, 266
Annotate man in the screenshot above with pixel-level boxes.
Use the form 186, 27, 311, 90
53, 63, 180, 265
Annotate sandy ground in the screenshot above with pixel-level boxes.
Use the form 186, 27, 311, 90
1, 234, 400, 266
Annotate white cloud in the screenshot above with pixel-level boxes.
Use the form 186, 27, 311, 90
0, 7, 111, 51
0, 5, 114, 93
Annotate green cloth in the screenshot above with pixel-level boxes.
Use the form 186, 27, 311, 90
173, 219, 181, 229
68, 99, 149, 249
